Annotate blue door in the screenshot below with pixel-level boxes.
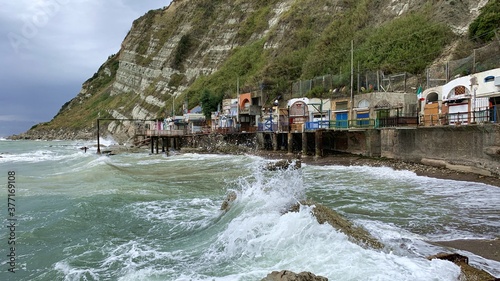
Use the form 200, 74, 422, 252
357, 112, 370, 127
335, 112, 348, 128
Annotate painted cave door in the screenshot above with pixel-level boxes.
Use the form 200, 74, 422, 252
357, 112, 370, 127
335, 112, 348, 128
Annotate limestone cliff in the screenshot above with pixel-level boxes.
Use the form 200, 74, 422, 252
20, 0, 491, 140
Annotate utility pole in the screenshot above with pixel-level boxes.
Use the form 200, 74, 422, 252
236, 77, 240, 123
350, 40, 354, 122
97, 119, 101, 154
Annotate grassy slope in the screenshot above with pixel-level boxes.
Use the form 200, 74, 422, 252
31, 0, 497, 136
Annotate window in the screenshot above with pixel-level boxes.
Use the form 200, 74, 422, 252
454, 86, 466, 95
358, 99, 370, 108
426, 92, 439, 103
336, 101, 348, 110
356, 112, 370, 126
484, 76, 494, 82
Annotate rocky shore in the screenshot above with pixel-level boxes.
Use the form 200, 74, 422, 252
251, 151, 500, 280
177, 144, 500, 271
254, 151, 500, 188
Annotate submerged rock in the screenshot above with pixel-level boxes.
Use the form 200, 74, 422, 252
428, 253, 498, 281
261, 270, 328, 281
288, 200, 384, 250
265, 159, 302, 171
220, 191, 237, 211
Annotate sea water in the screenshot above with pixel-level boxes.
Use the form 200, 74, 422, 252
0, 139, 499, 281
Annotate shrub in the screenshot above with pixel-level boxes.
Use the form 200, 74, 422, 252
469, 0, 500, 43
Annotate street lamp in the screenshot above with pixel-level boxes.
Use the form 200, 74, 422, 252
273, 99, 279, 132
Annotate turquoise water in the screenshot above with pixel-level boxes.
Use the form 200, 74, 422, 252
0, 139, 499, 280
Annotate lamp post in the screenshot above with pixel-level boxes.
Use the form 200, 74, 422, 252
269, 108, 273, 131
263, 107, 273, 132
272, 99, 279, 132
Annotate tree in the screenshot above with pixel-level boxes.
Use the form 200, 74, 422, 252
469, 0, 500, 43
200, 89, 222, 119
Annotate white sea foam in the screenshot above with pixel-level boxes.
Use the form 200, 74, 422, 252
98, 136, 118, 147
7, 145, 498, 280
184, 166, 461, 281
200, 204, 461, 280
128, 198, 220, 237
54, 261, 100, 281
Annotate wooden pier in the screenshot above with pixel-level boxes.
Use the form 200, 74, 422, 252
145, 129, 185, 154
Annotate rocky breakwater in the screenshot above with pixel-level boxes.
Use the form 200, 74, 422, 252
220, 159, 498, 280
261, 270, 328, 281
428, 253, 498, 281
8, 127, 94, 140
287, 200, 384, 250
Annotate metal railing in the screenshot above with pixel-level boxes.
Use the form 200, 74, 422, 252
421, 109, 494, 126
349, 119, 376, 128
305, 120, 331, 130
257, 123, 278, 132
146, 129, 186, 136
377, 116, 418, 128
215, 127, 240, 134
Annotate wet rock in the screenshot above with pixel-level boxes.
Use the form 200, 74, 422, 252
484, 146, 500, 158
220, 191, 237, 211
265, 159, 301, 171
288, 200, 384, 250
261, 270, 328, 281
428, 252, 498, 281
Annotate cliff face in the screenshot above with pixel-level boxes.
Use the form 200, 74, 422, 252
22, 0, 489, 140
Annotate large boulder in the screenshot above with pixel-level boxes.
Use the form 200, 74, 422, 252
261, 270, 328, 281
265, 159, 302, 171
288, 200, 384, 250
428, 253, 498, 281
220, 191, 237, 212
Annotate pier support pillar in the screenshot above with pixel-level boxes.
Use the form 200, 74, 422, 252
315, 129, 324, 158
256, 133, 264, 150
302, 131, 308, 156
288, 132, 293, 154
161, 137, 166, 153
166, 137, 170, 156
272, 133, 278, 151
150, 137, 154, 154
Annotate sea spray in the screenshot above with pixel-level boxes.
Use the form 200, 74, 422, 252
0, 141, 497, 280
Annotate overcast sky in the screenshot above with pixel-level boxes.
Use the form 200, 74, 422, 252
0, 0, 171, 138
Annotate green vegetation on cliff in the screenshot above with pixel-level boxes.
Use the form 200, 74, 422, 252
469, 0, 500, 43
30, 0, 495, 138
185, 2, 454, 105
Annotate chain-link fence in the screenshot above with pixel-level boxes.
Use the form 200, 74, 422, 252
291, 74, 350, 98
426, 40, 500, 88
290, 40, 499, 97
291, 70, 422, 98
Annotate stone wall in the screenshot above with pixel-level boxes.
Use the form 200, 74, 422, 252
380, 124, 500, 177
322, 130, 381, 157
184, 124, 500, 177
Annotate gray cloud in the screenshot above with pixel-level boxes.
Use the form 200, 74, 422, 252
0, 0, 169, 137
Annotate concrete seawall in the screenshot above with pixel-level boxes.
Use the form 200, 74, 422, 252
256, 124, 500, 177
379, 124, 500, 177
179, 124, 500, 178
